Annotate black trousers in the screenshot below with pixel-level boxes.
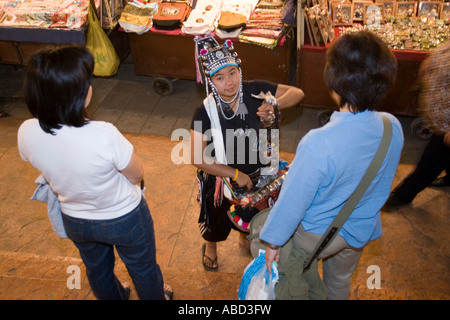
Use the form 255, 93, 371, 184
198, 173, 239, 242
393, 133, 450, 202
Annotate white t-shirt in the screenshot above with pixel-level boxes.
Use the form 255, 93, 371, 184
18, 119, 141, 220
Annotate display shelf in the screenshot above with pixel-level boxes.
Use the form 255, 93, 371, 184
297, 28, 435, 118
128, 29, 294, 86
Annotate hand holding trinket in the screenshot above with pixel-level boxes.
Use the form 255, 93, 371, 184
252, 91, 280, 127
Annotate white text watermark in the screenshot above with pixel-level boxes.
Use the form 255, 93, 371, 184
170, 122, 280, 175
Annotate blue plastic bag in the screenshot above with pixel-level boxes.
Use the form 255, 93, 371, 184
238, 250, 279, 300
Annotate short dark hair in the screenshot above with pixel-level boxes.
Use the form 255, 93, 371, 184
324, 31, 397, 112
24, 45, 94, 134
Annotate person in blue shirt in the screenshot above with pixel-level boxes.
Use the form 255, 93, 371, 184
260, 31, 404, 299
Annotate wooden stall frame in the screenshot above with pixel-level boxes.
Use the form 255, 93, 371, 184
127, 29, 295, 92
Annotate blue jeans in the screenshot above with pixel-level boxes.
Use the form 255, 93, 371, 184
62, 197, 165, 300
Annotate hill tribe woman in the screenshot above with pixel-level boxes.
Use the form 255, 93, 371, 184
190, 36, 304, 271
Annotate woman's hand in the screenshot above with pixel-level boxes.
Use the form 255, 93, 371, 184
235, 170, 253, 191
257, 103, 275, 127
120, 152, 144, 185
265, 245, 281, 275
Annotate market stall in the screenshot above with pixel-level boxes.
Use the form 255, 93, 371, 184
0, 0, 91, 64
122, 0, 296, 94
295, 0, 449, 137
0, 0, 129, 65
298, 34, 429, 117
128, 30, 294, 93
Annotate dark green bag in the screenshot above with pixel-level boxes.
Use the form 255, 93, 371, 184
247, 208, 327, 300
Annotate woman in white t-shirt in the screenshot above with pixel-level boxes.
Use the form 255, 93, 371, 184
17, 46, 172, 300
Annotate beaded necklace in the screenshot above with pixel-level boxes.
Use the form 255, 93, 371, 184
209, 69, 244, 121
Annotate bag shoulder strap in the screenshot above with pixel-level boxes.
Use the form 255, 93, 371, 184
303, 115, 393, 271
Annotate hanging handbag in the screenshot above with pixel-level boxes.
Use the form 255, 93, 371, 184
248, 115, 393, 299
153, 0, 192, 29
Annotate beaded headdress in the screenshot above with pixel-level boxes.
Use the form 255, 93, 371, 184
194, 36, 246, 120
195, 36, 241, 83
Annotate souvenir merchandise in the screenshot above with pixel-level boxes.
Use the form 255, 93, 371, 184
304, 0, 450, 50
332, 2, 353, 26
442, 3, 450, 23
339, 17, 450, 51
227, 171, 286, 232
418, 1, 441, 20
364, 3, 383, 30
382, 1, 395, 22
281, 0, 296, 26
153, 0, 192, 29
0, 0, 95, 30
215, 0, 258, 39
239, 0, 289, 49
181, 0, 223, 35
118, 0, 158, 34
396, 1, 418, 18
305, 1, 334, 45
217, 11, 247, 30
352, 1, 370, 22
101, 0, 124, 29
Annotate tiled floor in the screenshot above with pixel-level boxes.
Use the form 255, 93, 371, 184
0, 56, 448, 301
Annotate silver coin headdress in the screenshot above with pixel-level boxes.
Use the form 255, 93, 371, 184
195, 36, 241, 83
194, 36, 245, 120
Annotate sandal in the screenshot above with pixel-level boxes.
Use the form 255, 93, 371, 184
202, 243, 218, 272
121, 282, 131, 300
164, 283, 173, 300
124, 287, 131, 300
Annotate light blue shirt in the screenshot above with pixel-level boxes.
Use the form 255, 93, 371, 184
260, 110, 404, 248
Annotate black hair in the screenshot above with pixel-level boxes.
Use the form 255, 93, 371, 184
324, 31, 397, 112
24, 45, 94, 134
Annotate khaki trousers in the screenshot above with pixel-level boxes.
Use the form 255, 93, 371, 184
293, 224, 364, 300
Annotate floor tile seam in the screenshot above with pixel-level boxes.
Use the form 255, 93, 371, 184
0, 274, 72, 283
130, 94, 164, 120
161, 265, 244, 279
0, 146, 12, 160
167, 176, 198, 268
111, 110, 149, 134
91, 78, 119, 106
0, 250, 83, 264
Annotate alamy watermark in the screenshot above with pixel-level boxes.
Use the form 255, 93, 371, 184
170, 121, 280, 175
66, 265, 81, 290
66, 264, 382, 290
366, 265, 382, 289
